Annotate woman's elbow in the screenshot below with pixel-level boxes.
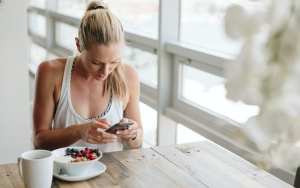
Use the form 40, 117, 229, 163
33, 131, 49, 150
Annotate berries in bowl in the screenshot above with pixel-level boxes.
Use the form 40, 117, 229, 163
52, 147, 102, 176
66, 148, 101, 162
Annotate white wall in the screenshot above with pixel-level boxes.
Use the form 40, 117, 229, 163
0, 0, 32, 164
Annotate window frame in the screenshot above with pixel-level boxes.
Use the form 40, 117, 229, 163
27, 7, 47, 40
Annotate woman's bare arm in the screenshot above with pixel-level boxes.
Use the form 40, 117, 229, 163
33, 61, 82, 150
121, 64, 143, 149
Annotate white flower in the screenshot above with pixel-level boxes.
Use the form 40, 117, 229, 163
225, 4, 265, 40
224, 5, 248, 39
225, 31, 268, 105
225, 0, 300, 171
271, 143, 300, 171
243, 116, 272, 151
267, 0, 292, 32
278, 16, 300, 65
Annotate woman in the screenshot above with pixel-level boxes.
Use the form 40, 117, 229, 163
33, 0, 143, 152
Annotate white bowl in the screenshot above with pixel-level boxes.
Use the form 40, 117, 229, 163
52, 147, 102, 176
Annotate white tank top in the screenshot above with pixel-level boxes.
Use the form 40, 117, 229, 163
53, 56, 124, 152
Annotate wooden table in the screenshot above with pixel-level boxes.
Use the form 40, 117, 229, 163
0, 141, 293, 188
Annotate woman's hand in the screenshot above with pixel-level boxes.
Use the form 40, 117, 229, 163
116, 118, 140, 141
76, 119, 118, 144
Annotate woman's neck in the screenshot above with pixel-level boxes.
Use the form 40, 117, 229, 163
72, 57, 107, 96
73, 56, 100, 83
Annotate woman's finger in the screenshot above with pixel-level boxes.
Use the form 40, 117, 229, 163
117, 130, 137, 139
116, 130, 129, 135
88, 134, 103, 142
96, 118, 111, 126
101, 139, 118, 144
88, 134, 117, 144
118, 133, 136, 140
127, 121, 138, 130
101, 132, 118, 139
88, 129, 102, 138
116, 129, 137, 135
96, 118, 110, 124
92, 121, 110, 129
87, 137, 101, 144
121, 118, 138, 129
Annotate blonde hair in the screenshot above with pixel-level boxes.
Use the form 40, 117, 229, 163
78, 0, 127, 98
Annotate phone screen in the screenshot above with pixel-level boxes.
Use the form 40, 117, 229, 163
105, 122, 133, 134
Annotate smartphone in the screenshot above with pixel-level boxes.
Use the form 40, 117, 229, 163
105, 122, 133, 134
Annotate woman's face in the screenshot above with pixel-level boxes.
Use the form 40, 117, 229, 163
79, 42, 123, 81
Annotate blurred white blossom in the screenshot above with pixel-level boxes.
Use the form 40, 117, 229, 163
225, 0, 300, 171
225, 4, 264, 39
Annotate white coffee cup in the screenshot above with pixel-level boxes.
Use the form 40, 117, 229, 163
18, 150, 54, 188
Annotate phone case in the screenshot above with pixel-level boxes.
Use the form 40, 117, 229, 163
105, 122, 133, 134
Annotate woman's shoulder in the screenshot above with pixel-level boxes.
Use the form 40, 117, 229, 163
36, 58, 68, 83
122, 64, 139, 88
37, 58, 67, 76
36, 58, 68, 91
120, 64, 139, 108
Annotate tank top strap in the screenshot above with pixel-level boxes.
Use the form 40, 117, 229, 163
59, 56, 75, 101
53, 56, 75, 122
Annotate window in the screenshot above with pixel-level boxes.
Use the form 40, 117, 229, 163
177, 124, 207, 144
123, 46, 157, 88
55, 0, 159, 38
29, 43, 47, 73
29, 0, 46, 8
140, 102, 157, 147
108, 0, 159, 38
28, 13, 47, 38
55, 0, 86, 18
181, 65, 258, 124
55, 22, 78, 51
180, 0, 264, 56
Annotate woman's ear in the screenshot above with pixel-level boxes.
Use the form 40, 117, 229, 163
75, 37, 81, 52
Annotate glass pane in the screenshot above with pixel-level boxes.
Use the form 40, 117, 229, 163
29, 0, 46, 8
55, 0, 86, 18
55, 22, 78, 51
29, 43, 47, 73
108, 0, 159, 38
180, 0, 264, 56
123, 46, 157, 88
55, 0, 159, 38
181, 65, 258, 124
28, 13, 46, 38
140, 102, 157, 146
177, 124, 207, 144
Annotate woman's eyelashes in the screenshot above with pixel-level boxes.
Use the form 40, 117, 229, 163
111, 61, 120, 64
91, 61, 101, 66
91, 61, 120, 65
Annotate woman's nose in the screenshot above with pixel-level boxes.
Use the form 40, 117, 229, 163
99, 64, 109, 75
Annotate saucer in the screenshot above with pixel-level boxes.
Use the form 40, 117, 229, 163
53, 161, 107, 182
